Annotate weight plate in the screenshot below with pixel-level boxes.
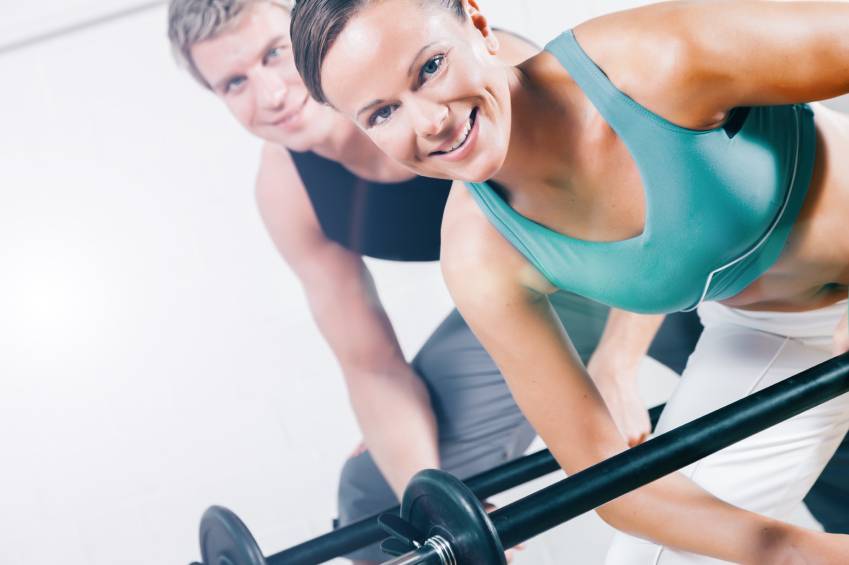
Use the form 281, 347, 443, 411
199, 506, 266, 565
402, 470, 506, 565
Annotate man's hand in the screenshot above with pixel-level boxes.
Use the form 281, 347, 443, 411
587, 355, 651, 447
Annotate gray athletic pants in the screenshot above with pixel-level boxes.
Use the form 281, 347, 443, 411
336, 292, 848, 562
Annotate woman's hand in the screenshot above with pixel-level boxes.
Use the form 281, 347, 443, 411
832, 311, 849, 355
801, 531, 849, 565
754, 525, 849, 565
583, 309, 663, 447
587, 355, 651, 447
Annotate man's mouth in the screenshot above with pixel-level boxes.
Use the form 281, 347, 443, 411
272, 95, 309, 126
430, 107, 478, 156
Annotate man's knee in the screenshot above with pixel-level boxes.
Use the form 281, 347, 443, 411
337, 451, 397, 526
336, 452, 397, 563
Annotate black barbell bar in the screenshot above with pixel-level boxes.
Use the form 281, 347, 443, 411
194, 405, 663, 565
266, 449, 558, 564
383, 352, 849, 564
198, 406, 663, 565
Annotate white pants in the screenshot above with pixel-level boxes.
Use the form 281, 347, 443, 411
606, 300, 849, 565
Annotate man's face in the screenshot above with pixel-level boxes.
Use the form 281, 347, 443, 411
191, 2, 335, 150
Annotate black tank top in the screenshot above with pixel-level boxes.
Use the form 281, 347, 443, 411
290, 150, 451, 261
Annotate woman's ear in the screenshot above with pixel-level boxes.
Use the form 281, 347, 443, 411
463, 0, 499, 54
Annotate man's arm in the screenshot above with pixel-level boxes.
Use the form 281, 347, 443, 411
255, 143, 438, 496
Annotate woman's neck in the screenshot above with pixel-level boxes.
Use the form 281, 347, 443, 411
494, 53, 592, 198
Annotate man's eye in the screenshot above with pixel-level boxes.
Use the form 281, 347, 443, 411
266, 46, 287, 61
369, 104, 398, 127
419, 55, 445, 83
225, 77, 246, 93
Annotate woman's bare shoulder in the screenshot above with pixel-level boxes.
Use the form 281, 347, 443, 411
441, 182, 556, 297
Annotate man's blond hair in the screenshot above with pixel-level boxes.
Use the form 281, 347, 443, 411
167, 0, 295, 88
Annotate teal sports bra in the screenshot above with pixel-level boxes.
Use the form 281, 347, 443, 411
466, 30, 817, 314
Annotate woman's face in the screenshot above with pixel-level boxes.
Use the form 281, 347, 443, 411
320, 0, 512, 182
191, 2, 337, 151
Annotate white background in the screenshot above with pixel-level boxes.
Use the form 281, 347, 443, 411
1, 2, 843, 564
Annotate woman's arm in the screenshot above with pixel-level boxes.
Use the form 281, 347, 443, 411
440, 184, 815, 563
576, 1, 849, 128
255, 143, 439, 496
587, 310, 665, 447
674, 1, 849, 107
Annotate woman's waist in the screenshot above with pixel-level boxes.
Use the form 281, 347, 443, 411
719, 282, 848, 313
701, 291, 846, 346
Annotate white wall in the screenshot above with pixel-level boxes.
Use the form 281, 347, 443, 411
0, 2, 839, 564
0, 0, 163, 52
1, 5, 364, 563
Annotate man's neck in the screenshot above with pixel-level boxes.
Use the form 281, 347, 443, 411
310, 112, 414, 184
309, 112, 360, 161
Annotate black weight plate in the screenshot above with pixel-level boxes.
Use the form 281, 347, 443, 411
402, 470, 506, 565
199, 506, 266, 565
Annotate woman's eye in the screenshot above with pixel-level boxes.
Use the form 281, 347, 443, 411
369, 104, 398, 127
419, 55, 445, 83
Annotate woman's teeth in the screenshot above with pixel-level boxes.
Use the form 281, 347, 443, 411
446, 119, 473, 152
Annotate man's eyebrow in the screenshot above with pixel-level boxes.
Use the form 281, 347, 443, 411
211, 35, 289, 91
213, 72, 239, 92
355, 42, 437, 119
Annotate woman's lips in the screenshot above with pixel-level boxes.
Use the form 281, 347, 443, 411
430, 107, 479, 162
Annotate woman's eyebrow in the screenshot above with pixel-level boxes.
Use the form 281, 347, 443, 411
357, 98, 387, 120
355, 42, 439, 119
406, 42, 437, 77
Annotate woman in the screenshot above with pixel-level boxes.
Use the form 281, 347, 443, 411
290, 0, 849, 562
167, 1, 705, 562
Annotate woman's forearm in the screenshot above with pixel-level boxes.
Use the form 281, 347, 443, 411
596, 471, 797, 563
591, 309, 665, 369
587, 309, 665, 385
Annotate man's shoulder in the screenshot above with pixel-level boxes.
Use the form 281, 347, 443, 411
256, 143, 301, 194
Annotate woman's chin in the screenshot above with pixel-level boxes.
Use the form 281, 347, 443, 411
457, 157, 503, 184
465, 168, 499, 184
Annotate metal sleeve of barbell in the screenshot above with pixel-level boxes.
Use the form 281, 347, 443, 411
491, 352, 849, 550
266, 515, 388, 565
265, 404, 665, 564
380, 544, 444, 565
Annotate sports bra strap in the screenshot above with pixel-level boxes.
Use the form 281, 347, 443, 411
544, 29, 667, 137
